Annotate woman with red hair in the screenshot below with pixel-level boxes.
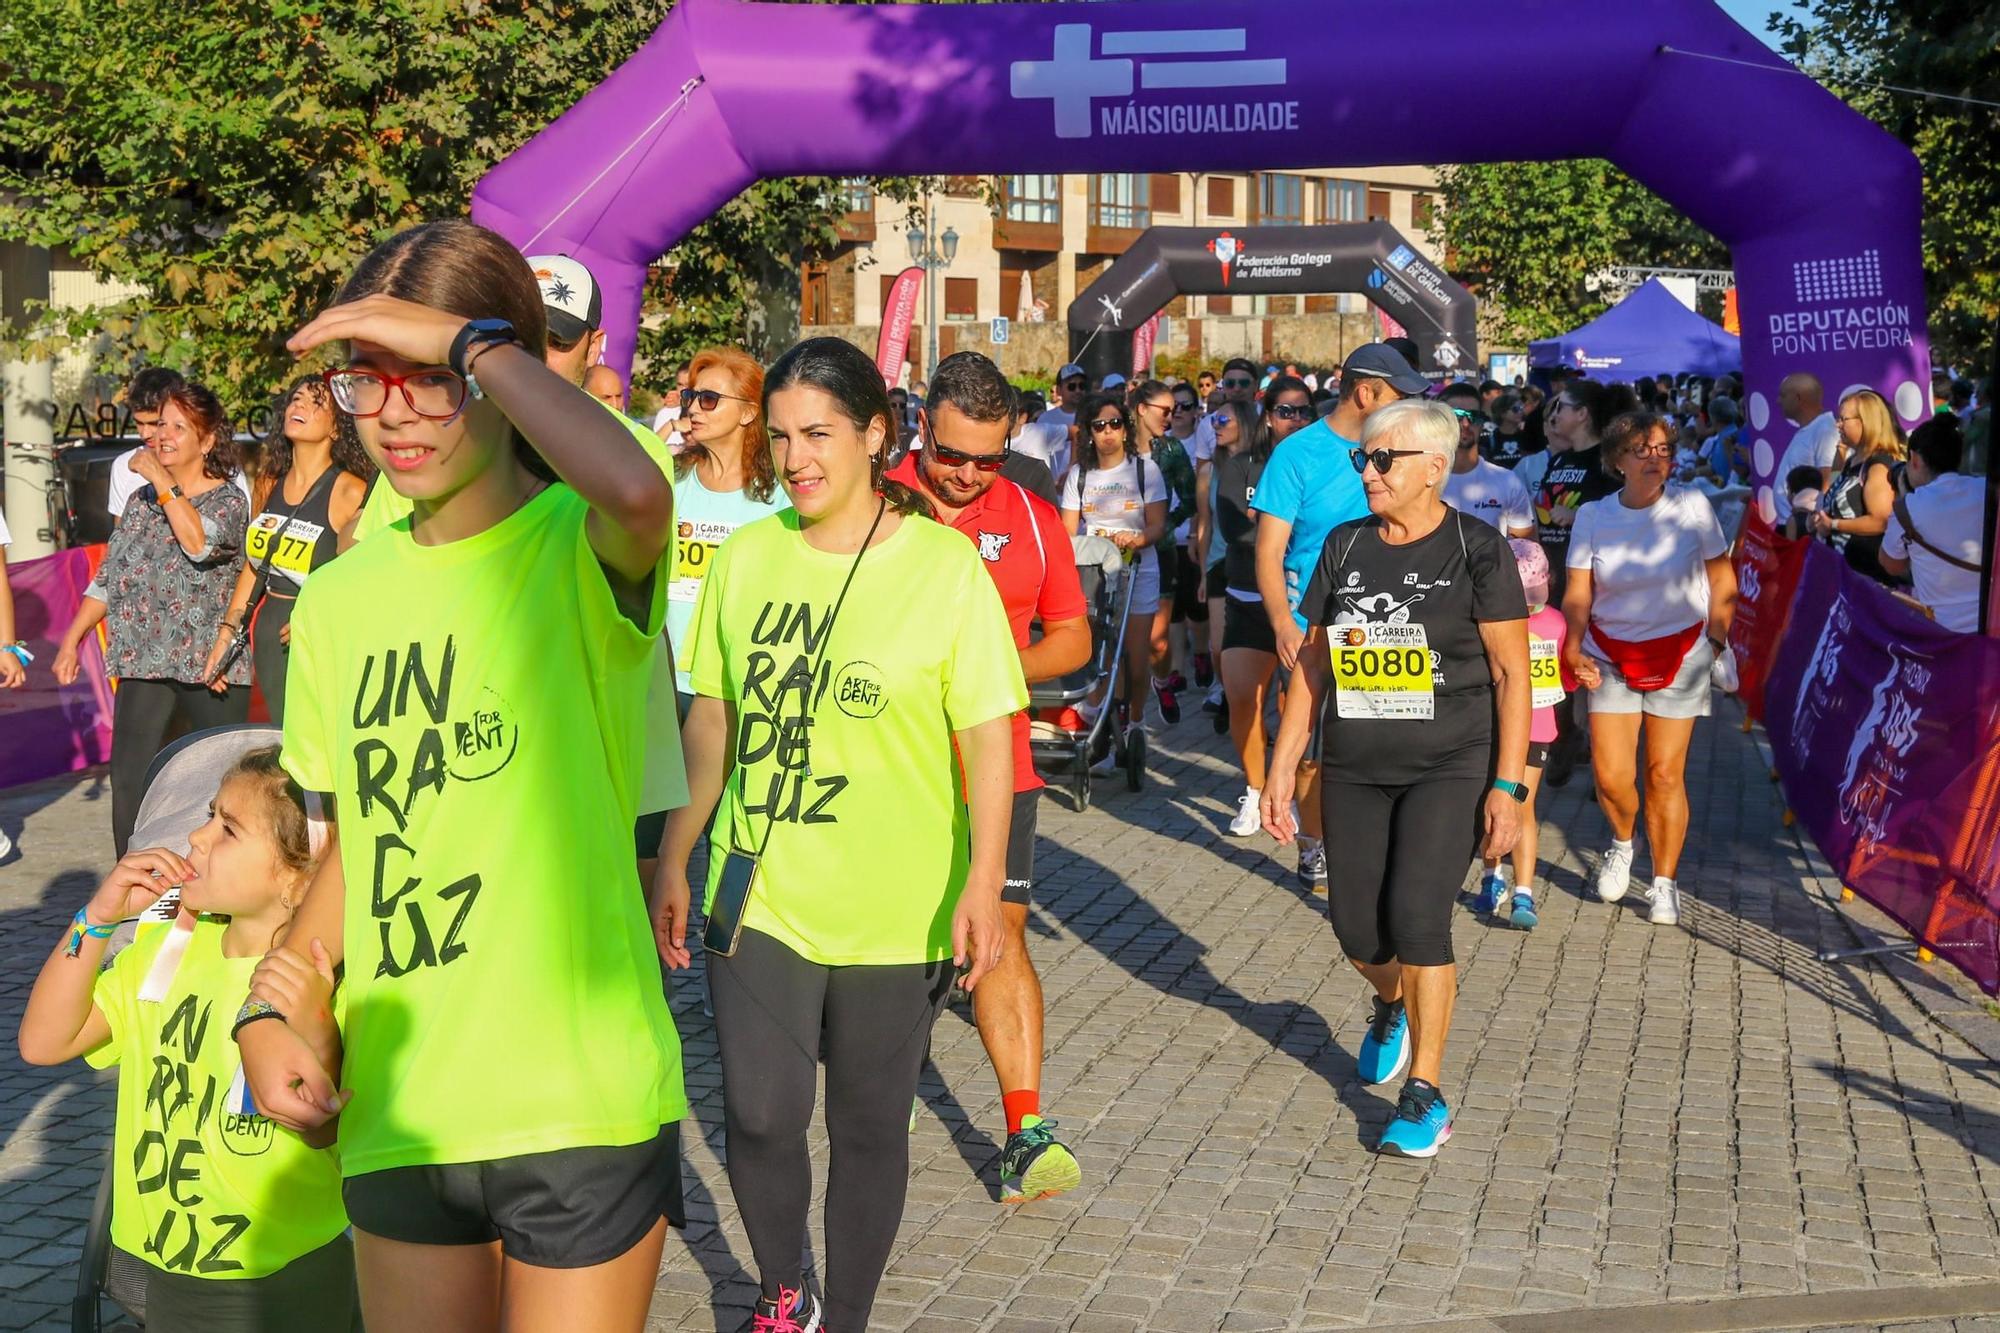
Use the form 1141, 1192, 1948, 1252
52, 381, 251, 854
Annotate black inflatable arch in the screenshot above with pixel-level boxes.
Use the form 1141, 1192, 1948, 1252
1068, 223, 1478, 382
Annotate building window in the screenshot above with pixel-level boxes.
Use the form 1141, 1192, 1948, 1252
945, 276, 979, 320
1004, 174, 1061, 225
1207, 176, 1235, 218
1367, 188, 1391, 222
1091, 174, 1150, 230
1321, 179, 1365, 223
1258, 173, 1305, 225
1413, 192, 1436, 232
839, 177, 874, 214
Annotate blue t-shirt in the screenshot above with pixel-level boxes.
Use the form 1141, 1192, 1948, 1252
668, 467, 791, 694
1249, 418, 1370, 628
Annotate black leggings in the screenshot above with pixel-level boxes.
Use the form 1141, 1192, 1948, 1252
111, 678, 250, 855
251, 592, 296, 725
712, 928, 953, 1329
1323, 776, 1485, 967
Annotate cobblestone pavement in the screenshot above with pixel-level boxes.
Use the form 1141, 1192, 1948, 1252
2, 700, 1998, 1331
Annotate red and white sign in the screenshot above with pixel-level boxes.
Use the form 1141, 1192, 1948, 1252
1132, 313, 1159, 377
876, 266, 925, 386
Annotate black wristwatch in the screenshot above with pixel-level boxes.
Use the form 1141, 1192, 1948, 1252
1491, 778, 1529, 803
448, 318, 520, 389
164, 484, 187, 504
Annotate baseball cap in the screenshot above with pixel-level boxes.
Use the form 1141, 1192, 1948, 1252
1100, 372, 1127, 390
1341, 343, 1429, 396
1057, 362, 1087, 382
1507, 538, 1550, 601
526, 254, 602, 344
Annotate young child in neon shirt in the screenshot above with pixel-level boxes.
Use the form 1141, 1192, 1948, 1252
1473, 539, 1572, 930
18, 747, 357, 1331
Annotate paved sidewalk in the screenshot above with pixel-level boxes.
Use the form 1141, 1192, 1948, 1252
2, 701, 1998, 1331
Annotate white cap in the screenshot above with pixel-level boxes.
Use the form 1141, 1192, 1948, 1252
525, 254, 601, 343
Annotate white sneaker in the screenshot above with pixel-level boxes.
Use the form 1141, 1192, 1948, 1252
1077, 696, 1104, 727
1594, 844, 1634, 903
1647, 878, 1681, 925
0, 827, 12, 860
1228, 788, 1262, 837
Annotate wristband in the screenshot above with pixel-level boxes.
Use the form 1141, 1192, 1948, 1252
1491, 778, 1529, 803
3, 642, 31, 666
231, 997, 289, 1040
64, 908, 118, 959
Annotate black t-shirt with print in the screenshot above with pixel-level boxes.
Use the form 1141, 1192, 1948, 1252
1534, 444, 1619, 600
1484, 430, 1542, 470
1216, 446, 1271, 594
1301, 510, 1528, 782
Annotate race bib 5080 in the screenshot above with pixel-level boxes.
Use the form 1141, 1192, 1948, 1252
1331, 622, 1434, 720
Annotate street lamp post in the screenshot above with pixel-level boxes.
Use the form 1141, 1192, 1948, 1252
906, 199, 959, 381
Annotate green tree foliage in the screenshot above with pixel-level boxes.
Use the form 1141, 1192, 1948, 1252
0, 0, 895, 407
1433, 161, 1727, 346
1777, 0, 2000, 369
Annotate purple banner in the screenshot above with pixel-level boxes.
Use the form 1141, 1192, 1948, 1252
1765, 544, 2000, 993
0, 546, 115, 789
469, 0, 1930, 519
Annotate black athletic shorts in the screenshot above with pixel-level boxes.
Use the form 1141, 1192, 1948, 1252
1003, 788, 1039, 906
1171, 545, 1206, 622
343, 1123, 684, 1268
1205, 561, 1227, 601
634, 809, 667, 860
1156, 541, 1178, 599
1221, 596, 1277, 654
143, 1233, 359, 1333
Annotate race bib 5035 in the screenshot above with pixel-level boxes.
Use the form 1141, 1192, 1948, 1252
1528, 635, 1565, 708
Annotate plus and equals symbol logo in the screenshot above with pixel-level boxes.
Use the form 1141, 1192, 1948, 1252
1011, 24, 1288, 139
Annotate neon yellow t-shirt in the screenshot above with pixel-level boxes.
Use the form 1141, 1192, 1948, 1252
282, 483, 688, 1175
86, 920, 348, 1279
684, 510, 1028, 966
351, 409, 689, 817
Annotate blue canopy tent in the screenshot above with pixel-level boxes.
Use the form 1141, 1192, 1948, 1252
1529, 278, 1741, 378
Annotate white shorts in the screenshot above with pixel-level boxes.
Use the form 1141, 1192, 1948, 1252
1125, 550, 1162, 617
1586, 635, 1714, 719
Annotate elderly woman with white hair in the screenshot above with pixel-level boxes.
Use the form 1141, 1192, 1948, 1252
1262, 399, 1531, 1158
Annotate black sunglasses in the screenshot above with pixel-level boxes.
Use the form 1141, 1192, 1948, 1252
1270, 403, 1314, 421
681, 387, 750, 412
928, 437, 1010, 472
1089, 417, 1125, 433
1061, 378, 1089, 391
1349, 447, 1428, 475
1221, 376, 1256, 388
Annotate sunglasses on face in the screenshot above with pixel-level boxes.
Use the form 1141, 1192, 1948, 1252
1206, 411, 1233, 429
1172, 400, 1199, 413
928, 438, 1010, 472
1061, 379, 1088, 392
1349, 447, 1428, 476
1270, 403, 1314, 421
681, 387, 749, 412
1449, 407, 1482, 420
1221, 376, 1256, 389
1549, 399, 1577, 414
325, 367, 466, 420
547, 328, 585, 355
1089, 417, 1125, 433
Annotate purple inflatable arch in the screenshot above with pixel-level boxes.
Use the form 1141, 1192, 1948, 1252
471, 0, 1928, 523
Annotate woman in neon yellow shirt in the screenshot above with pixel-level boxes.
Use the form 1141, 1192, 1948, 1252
234, 219, 688, 1331
654, 336, 1024, 1333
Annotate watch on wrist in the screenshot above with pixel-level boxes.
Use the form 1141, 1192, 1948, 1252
165, 484, 186, 503
1492, 778, 1529, 803
448, 318, 521, 395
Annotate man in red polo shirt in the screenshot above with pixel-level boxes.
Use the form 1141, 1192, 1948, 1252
888, 352, 1091, 1203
